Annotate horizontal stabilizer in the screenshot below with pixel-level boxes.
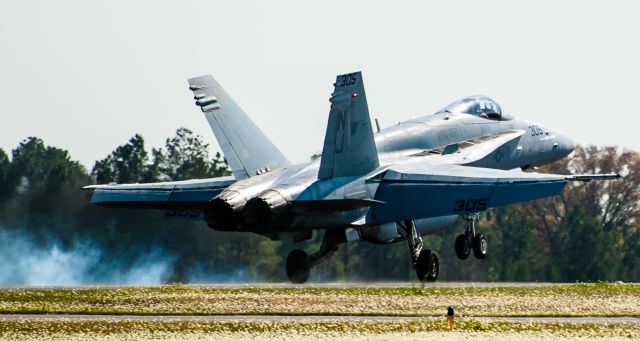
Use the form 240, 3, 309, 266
83, 177, 235, 209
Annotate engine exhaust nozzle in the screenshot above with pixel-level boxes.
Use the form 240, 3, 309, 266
242, 190, 289, 229
204, 191, 246, 231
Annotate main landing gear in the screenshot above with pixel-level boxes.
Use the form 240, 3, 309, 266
286, 231, 339, 283
455, 213, 487, 260
285, 220, 441, 283
400, 220, 439, 282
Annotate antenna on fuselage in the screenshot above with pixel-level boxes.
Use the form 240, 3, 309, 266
374, 118, 381, 133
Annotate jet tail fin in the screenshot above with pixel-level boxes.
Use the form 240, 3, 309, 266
318, 72, 379, 179
188, 75, 290, 180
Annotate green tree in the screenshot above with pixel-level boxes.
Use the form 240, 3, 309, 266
158, 128, 218, 180
8, 137, 86, 193
549, 206, 609, 281
491, 207, 546, 281
517, 146, 640, 282
211, 152, 231, 178
92, 134, 149, 184
153, 128, 230, 181
92, 130, 230, 185
0, 149, 9, 197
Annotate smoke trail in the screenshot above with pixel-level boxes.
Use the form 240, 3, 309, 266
0, 227, 175, 285
184, 263, 251, 283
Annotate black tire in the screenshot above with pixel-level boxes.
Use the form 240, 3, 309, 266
415, 249, 439, 282
455, 234, 471, 260
286, 249, 310, 283
473, 234, 488, 259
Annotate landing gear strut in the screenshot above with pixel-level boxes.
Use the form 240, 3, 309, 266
400, 220, 439, 282
455, 213, 487, 260
285, 231, 339, 283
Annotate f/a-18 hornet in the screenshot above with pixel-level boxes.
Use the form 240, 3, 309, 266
85, 72, 619, 283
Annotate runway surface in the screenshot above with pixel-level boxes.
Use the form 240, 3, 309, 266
1, 282, 637, 325
1, 314, 638, 324
183, 281, 563, 288
0, 281, 570, 289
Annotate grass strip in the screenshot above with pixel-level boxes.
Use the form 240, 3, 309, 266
0, 318, 639, 340
0, 282, 637, 317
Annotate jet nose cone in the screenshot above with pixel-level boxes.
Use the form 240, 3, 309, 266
556, 132, 576, 158
567, 136, 576, 153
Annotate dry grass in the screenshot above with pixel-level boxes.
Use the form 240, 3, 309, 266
0, 318, 638, 340
0, 283, 638, 317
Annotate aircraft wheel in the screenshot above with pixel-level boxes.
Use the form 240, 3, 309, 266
455, 234, 471, 260
473, 234, 488, 259
286, 249, 310, 284
415, 249, 439, 282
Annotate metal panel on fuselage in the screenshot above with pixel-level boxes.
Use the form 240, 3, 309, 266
376, 113, 509, 156
375, 112, 570, 171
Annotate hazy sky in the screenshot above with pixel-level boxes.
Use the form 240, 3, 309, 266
1, 0, 638, 169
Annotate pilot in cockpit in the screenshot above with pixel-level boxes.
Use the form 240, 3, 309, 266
439, 96, 510, 121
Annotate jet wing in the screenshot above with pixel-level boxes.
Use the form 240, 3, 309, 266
370, 163, 618, 224
83, 176, 236, 209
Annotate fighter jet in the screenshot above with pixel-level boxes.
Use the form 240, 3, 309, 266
85, 72, 619, 283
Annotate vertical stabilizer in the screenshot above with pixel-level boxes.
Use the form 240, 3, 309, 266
318, 72, 379, 179
188, 75, 290, 180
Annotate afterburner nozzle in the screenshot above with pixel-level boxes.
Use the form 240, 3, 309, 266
204, 191, 246, 231
243, 190, 290, 229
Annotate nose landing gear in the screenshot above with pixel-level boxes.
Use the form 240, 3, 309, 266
455, 213, 487, 260
415, 249, 439, 282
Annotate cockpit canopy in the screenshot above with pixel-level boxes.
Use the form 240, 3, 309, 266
438, 95, 512, 121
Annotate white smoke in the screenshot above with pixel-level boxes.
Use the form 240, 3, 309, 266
0, 228, 175, 285
185, 263, 251, 283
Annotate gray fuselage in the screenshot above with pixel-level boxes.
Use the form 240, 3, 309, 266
225, 110, 575, 242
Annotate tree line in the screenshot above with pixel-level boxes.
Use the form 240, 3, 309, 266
0, 129, 637, 283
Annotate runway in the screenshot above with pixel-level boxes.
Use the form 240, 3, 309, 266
178, 281, 563, 288
0, 283, 637, 323
1, 284, 638, 339
0, 281, 567, 290
1, 314, 638, 324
